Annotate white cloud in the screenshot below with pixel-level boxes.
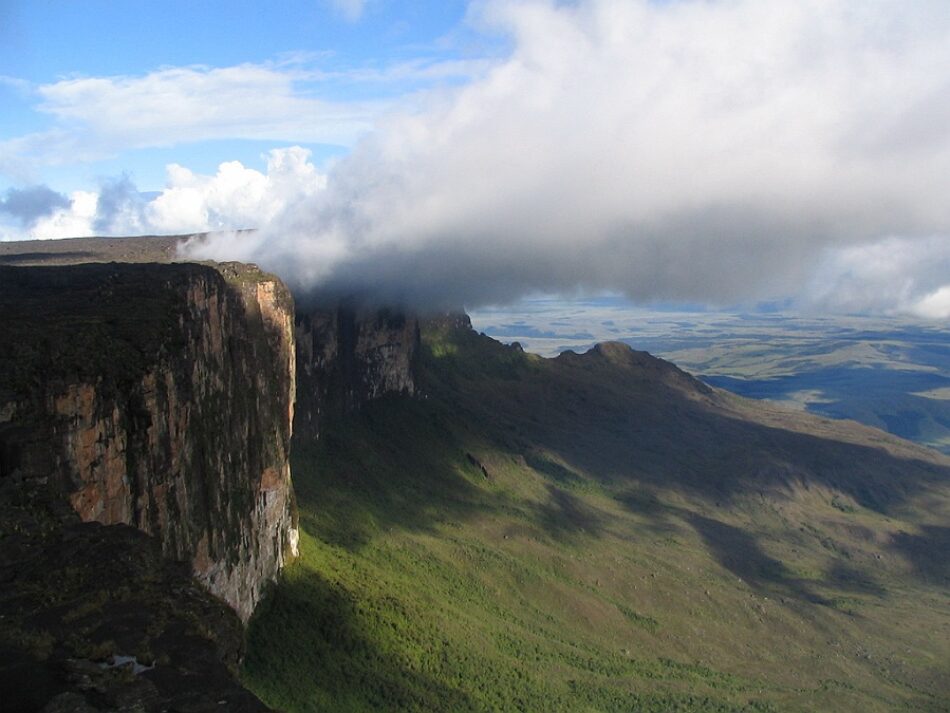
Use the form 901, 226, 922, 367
805, 236, 950, 319
34, 64, 375, 146
912, 286, 950, 320
20, 191, 98, 241
10, 147, 326, 241
189, 0, 950, 312
0, 63, 384, 172
147, 146, 326, 233
0, 54, 490, 174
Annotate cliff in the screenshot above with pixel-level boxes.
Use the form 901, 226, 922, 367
0, 261, 297, 621
295, 305, 420, 437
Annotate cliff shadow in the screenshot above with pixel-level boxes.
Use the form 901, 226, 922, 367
244, 563, 481, 711
492, 355, 950, 520
290, 394, 490, 550
0, 250, 98, 265
890, 525, 950, 584
535, 484, 606, 539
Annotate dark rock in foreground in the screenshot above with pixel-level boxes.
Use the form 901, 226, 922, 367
0, 479, 270, 712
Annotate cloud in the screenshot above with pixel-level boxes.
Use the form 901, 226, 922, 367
0, 54, 490, 176
914, 287, 950, 320
12, 147, 326, 241
146, 146, 326, 233
184, 0, 950, 313
804, 236, 950, 320
0, 185, 70, 225
92, 175, 147, 234
0, 62, 384, 173
329, 0, 367, 22
33, 64, 378, 147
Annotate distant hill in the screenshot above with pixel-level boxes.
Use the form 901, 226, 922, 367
472, 305, 950, 455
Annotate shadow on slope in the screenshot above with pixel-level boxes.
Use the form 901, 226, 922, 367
684, 513, 827, 604
421, 324, 949, 520
244, 553, 480, 713
289, 395, 490, 550
246, 320, 950, 711
891, 525, 950, 584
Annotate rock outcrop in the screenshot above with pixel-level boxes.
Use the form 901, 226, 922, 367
295, 305, 420, 437
0, 479, 271, 712
0, 262, 297, 621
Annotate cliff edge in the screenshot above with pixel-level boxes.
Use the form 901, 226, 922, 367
0, 261, 298, 621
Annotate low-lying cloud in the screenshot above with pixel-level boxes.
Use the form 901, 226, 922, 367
805, 236, 950, 320
183, 0, 950, 315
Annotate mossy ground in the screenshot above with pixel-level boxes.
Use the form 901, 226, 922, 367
244, 323, 950, 712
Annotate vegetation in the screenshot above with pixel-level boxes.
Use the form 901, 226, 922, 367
244, 321, 950, 712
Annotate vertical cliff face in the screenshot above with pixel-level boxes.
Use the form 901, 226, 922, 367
0, 262, 297, 621
295, 306, 420, 437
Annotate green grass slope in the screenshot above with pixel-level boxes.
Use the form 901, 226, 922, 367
244, 320, 950, 712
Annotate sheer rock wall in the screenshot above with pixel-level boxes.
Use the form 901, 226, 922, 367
0, 262, 297, 621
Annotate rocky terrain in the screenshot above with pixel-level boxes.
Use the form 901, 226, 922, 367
0, 478, 270, 712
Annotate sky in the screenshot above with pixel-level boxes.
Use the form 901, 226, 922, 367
1, 0, 949, 318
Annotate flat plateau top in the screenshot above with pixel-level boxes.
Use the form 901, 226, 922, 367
0, 234, 200, 266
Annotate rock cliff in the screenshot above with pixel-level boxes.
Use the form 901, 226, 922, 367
295, 305, 420, 437
0, 261, 297, 622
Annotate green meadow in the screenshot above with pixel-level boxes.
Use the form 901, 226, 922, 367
243, 322, 950, 712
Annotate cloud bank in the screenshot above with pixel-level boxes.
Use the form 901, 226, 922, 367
0, 148, 324, 242
805, 236, 950, 320
183, 0, 950, 315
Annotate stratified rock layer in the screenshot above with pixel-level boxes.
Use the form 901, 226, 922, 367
0, 262, 297, 621
295, 305, 420, 437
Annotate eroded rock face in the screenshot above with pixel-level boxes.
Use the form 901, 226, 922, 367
295, 305, 420, 437
0, 262, 297, 621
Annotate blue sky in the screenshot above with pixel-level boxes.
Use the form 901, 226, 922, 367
0, 0, 479, 191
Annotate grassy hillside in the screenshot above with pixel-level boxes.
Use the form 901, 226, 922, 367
243, 321, 950, 712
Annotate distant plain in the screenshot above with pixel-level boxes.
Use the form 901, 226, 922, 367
471, 299, 950, 455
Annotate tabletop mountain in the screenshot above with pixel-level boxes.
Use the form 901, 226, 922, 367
0, 236, 947, 712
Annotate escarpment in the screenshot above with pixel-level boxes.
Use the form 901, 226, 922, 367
0, 262, 297, 622
295, 305, 420, 437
